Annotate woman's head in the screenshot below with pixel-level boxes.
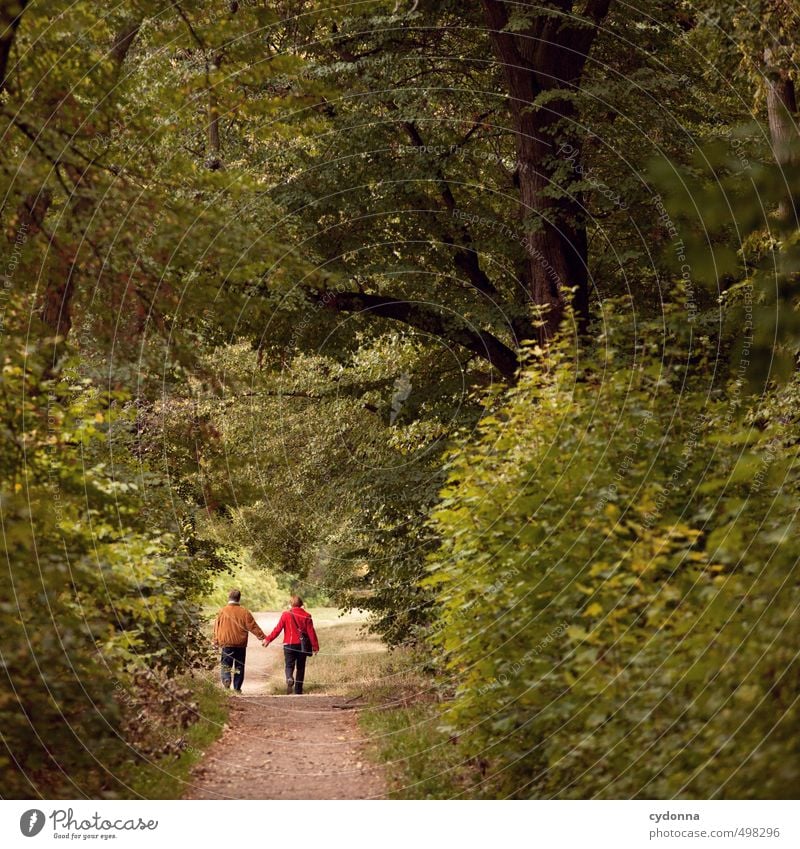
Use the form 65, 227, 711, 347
290, 594, 303, 608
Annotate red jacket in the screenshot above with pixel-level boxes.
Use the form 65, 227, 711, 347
266, 607, 320, 652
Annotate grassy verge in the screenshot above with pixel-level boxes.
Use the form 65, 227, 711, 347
360, 699, 478, 799
336, 637, 481, 800
118, 673, 229, 799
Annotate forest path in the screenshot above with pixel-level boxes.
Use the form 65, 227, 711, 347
184, 610, 386, 799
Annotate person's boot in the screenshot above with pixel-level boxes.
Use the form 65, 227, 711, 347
286, 678, 294, 695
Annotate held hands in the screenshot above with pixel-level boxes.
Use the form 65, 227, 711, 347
258, 638, 312, 651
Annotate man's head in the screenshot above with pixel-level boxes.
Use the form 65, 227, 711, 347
228, 589, 241, 603
290, 594, 303, 608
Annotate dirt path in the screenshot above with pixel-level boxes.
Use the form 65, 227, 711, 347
184, 611, 386, 800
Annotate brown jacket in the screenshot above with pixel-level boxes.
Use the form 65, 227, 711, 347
213, 603, 267, 647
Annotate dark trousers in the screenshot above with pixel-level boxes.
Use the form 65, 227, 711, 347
284, 644, 308, 694
220, 646, 246, 690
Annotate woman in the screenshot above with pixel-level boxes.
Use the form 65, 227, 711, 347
264, 595, 320, 694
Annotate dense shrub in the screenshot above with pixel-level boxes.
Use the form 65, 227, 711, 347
428, 303, 799, 798
1, 310, 214, 797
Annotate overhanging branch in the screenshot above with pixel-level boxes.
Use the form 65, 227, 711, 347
315, 291, 518, 380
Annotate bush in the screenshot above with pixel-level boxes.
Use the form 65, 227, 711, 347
427, 301, 799, 798
1, 310, 216, 797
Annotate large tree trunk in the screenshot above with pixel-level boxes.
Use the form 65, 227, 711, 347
763, 48, 800, 220
481, 0, 611, 342
0, 0, 27, 93
518, 124, 590, 341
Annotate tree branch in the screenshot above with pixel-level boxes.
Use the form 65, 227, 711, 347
400, 120, 499, 297
317, 291, 518, 380
110, 18, 141, 66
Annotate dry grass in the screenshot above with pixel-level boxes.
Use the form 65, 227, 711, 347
261, 608, 387, 697
308, 622, 386, 696
260, 608, 431, 703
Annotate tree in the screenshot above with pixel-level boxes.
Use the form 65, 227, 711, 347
479, 0, 612, 340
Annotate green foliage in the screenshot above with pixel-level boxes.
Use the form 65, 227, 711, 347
2, 0, 799, 800
0, 299, 216, 796
151, 340, 451, 643
427, 302, 799, 798
651, 144, 800, 385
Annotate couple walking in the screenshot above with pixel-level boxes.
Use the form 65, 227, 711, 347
213, 590, 320, 694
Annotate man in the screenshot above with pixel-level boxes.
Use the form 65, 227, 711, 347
264, 595, 319, 695
213, 589, 268, 693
